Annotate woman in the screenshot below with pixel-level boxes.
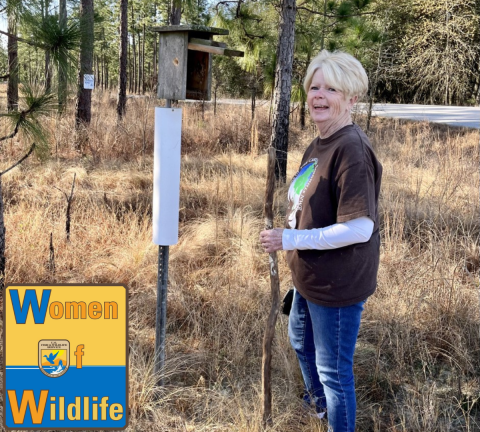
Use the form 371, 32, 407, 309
260, 50, 382, 432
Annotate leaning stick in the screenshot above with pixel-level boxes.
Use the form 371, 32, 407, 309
261, 147, 281, 428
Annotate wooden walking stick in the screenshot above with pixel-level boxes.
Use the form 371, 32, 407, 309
261, 146, 281, 428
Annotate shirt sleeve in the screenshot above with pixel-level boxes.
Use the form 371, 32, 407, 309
335, 159, 377, 224
282, 216, 374, 250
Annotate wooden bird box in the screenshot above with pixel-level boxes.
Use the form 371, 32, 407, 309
152, 25, 243, 101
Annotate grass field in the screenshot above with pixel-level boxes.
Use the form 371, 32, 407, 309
0, 90, 479, 431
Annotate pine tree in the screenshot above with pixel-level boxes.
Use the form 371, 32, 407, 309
75, 0, 94, 149
270, 0, 296, 183
117, 0, 129, 120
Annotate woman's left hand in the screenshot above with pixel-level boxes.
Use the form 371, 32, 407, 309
259, 228, 284, 253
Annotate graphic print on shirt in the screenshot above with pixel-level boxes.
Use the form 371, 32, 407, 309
287, 158, 318, 228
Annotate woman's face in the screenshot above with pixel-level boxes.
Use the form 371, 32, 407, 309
307, 69, 357, 128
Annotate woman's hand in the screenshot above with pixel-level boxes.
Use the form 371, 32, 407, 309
259, 228, 285, 253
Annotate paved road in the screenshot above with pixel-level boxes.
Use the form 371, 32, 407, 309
214, 99, 479, 129
354, 103, 479, 129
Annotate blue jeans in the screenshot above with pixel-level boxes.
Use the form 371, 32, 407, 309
288, 289, 365, 432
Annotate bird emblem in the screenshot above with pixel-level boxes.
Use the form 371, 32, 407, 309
43, 351, 59, 364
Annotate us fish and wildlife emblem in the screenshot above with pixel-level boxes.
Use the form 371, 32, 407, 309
38, 340, 69, 378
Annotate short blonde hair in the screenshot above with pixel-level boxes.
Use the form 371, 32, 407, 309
303, 50, 368, 99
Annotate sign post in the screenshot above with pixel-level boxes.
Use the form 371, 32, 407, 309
152, 99, 181, 384
151, 26, 243, 385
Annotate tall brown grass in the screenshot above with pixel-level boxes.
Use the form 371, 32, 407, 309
0, 91, 479, 431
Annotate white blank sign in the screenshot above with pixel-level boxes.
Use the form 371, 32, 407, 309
152, 107, 182, 246
84, 74, 94, 89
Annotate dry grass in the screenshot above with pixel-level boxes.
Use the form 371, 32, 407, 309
0, 92, 479, 431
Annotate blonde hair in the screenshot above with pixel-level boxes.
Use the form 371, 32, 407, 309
303, 50, 368, 99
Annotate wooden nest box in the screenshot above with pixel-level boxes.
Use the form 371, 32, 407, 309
152, 25, 244, 101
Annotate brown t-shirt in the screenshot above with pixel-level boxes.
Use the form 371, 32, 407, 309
285, 123, 382, 307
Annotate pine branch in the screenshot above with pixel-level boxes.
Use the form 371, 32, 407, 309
0, 107, 35, 143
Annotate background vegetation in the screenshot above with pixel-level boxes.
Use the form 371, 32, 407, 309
0, 90, 479, 430
0, 0, 479, 106
0, 0, 479, 431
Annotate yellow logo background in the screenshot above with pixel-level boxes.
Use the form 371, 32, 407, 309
5, 285, 127, 367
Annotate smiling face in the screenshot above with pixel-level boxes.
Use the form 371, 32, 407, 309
307, 69, 357, 136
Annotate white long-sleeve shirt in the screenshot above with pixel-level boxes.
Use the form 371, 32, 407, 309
282, 216, 374, 251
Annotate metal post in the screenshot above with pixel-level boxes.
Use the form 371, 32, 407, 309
154, 98, 172, 386
154, 244, 169, 385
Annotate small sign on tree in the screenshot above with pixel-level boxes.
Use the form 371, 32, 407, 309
83, 74, 95, 90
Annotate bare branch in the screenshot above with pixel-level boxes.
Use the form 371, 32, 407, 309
55, 173, 76, 241
240, 19, 265, 39
0, 29, 47, 49
236, 0, 243, 17
0, 143, 36, 177
296, 5, 377, 18
214, 0, 240, 14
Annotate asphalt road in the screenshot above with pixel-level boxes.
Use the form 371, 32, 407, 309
354, 103, 479, 129
214, 99, 480, 129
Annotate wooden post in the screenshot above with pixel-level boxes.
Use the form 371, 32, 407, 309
261, 147, 281, 428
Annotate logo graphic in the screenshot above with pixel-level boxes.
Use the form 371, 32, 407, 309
38, 340, 69, 377
4, 285, 128, 430
287, 158, 318, 228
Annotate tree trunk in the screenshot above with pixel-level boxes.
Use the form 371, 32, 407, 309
300, 90, 306, 129
320, 0, 327, 50
0, 177, 5, 290
7, 12, 18, 112
300, 51, 310, 130
45, 50, 51, 92
102, 28, 107, 91
43, 0, 51, 91
153, 32, 157, 84
94, 55, 98, 88
138, 32, 143, 95
58, 0, 67, 112
131, 2, 137, 94
214, 86, 217, 115
75, 0, 94, 148
251, 86, 256, 122
128, 36, 132, 93
170, 0, 181, 25
102, 53, 105, 90
270, 0, 296, 183
142, 23, 146, 94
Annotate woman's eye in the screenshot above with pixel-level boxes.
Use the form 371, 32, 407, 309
328, 88, 336, 92
310, 86, 318, 91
